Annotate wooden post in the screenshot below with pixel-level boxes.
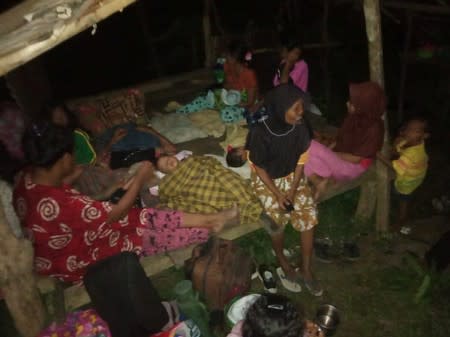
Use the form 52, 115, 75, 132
397, 12, 413, 123
202, 0, 213, 67
0, 194, 46, 337
362, 0, 390, 232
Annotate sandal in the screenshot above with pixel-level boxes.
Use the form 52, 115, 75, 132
276, 267, 302, 293
294, 268, 323, 297
256, 265, 277, 293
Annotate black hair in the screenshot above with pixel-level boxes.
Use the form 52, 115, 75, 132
22, 122, 74, 169
226, 39, 251, 65
242, 294, 304, 337
406, 116, 430, 133
226, 148, 247, 168
41, 101, 80, 130
280, 35, 303, 52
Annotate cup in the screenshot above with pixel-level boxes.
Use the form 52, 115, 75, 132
314, 304, 340, 336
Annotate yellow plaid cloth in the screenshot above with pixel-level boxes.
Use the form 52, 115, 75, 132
159, 156, 262, 224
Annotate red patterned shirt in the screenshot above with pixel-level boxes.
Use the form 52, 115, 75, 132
13, 172, 147, 283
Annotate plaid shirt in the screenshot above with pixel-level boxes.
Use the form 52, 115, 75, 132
159, 156, 262, 224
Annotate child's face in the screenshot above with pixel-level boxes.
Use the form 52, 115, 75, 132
403, 120, 427, 144
157, 155, 179, 174
282, 47, 301, 63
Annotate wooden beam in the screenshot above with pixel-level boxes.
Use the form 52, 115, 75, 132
0, 0, 138, 77
363, 0, 390, 233
384, 1, 450, 15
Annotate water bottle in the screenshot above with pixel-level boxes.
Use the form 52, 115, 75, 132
174, 280, 213, 337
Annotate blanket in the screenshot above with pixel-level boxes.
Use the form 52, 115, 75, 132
159, 156, 262, 224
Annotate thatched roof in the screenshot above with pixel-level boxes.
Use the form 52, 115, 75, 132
0, 0, 137, 77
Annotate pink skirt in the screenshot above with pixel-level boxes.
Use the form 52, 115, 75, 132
304, 140, 367, 181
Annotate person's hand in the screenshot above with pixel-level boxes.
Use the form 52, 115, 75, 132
286, 189, 296, 204
111, 128, 128, 144
135, 161, 154, 184
304, 321, 325, 337
276, 193, 289, 211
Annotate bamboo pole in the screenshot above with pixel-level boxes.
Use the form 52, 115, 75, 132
362, 0, 390, 233
0, 0, 138, 77
384, 1, 450, 15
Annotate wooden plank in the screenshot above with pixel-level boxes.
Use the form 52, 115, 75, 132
0, 0, 138, 77
384, 1, 450, 14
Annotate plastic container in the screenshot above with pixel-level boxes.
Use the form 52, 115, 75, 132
174, 280, 213, 337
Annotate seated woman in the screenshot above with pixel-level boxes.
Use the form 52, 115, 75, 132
14, 122, 238, 283
304, 81, 386, 199
177, 40, 259, 123
246, 84, 320, 296
155, 154, 262, 225
227, 293, 323, 337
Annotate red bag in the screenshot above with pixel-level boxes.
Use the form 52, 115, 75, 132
185, 237, 254, 310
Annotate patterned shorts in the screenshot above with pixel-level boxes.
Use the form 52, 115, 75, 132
251, 172, 318, 233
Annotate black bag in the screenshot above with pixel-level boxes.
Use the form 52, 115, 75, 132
84, 252, 168, 337
110, 148, 156, 169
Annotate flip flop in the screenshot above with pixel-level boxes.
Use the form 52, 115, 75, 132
257, 265, 277, 294
276, 267, 302, 293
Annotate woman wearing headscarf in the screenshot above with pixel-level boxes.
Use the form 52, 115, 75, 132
246, 84, 321, 296
304, 81, 386, 199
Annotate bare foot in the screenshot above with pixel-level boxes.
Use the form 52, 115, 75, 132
314, 178, 329, 201
210, 204, 240, 233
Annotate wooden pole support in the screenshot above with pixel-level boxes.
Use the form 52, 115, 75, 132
363, 0, 390, 233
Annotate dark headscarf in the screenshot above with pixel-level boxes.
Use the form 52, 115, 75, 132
335, 81, 386, 158
246, 84, 311, 179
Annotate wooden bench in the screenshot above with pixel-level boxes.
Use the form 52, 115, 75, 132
35, 161, 393, 315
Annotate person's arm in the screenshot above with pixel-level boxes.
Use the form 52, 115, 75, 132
96, 128, 128, 162
376, 151, 393, 168
136, 125, 176, 154
106, 161, 153, 223
334, 152, 362, 164
286, 164, 303, 202
253, 164, 288, 210
279, 61, 295, 84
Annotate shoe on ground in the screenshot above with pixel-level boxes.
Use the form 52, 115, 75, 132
342, 242, 360, 261
303, 278, 324, 297
257, 265, 277, 293
314, 241, 333, 263
276, 267, 302, 293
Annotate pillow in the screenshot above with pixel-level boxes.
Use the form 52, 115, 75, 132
67, 89, 147, 132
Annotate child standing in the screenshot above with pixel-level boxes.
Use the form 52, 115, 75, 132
273, 39, 308, 92
390, 118, 429, 230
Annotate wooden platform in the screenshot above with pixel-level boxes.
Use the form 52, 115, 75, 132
36, 163, 389, 312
